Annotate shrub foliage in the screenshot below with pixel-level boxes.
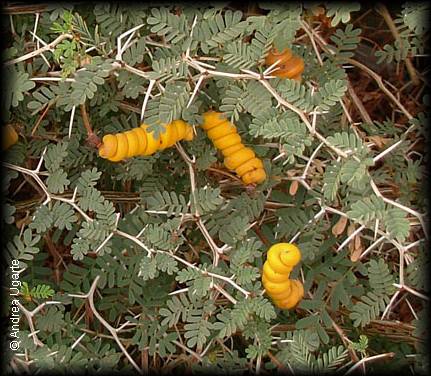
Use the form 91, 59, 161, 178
2, 2, 428, 374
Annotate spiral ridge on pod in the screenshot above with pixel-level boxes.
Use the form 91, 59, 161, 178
265, 47, 305, 81
262, 243, 304, 309
98, 120, 194, 162
202, 111, 266, 185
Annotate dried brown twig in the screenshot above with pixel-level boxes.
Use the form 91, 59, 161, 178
80, 104, 101, 148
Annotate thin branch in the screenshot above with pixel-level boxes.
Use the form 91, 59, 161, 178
68, 105, 76, 139
375, 3, 419, 85
3, 161, 50, 204
32, 13, 40, 42
300, 20, 414, 120
187, 74, 205, 108
300, 19, 324, 66
116, 229, 153, 256
80, 104, 100, 147
213, 283, 237, 305
344, 352, 395, 375
73, 276, 142, 374
347, 83, 373, 124
16, 301, 62, 347
259, 79, 349, 158
5, 33, 73, 66
381, 290, 401, 320
347, 58, 414, 120
393, 283, 429, 301
373, 139, 403, 163
336, 225, 366, 253
370, 179, 427, 237
116, 23, 145, 61
332, 319, 361, 365
30, 100, 54, 136
167, 252, 250, 297
301, 142, 324, 179
141, 80, 156, 122
358, 236, 386, 261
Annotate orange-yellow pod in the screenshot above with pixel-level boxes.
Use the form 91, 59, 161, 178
202, 111, 266, 185
224, 148, 255, 170
265, 47, 293, 66
242, 169, 267, 185
201, 112, 226, 130
206, 121, 237, 140
141, 125, 160, 156
262, 262, 290, 283
110, 133, 129, 162
235, 158, 263, 177
273, 280, 304, 309
125, 130, 139, 158
275, 56, 305, 79
267, 243, 301, 274
172, 120, 194, 141
262, 275, 292, 295
221, 143, 244, 158
159, 124, 176, 150
265, 47, 305, 80
262, 243, 304, 310
134, 127, 148, 154
98, 120, 194, 162
2, 124, 19, 151
273, 295, 298, 309
213, 133, 242, 151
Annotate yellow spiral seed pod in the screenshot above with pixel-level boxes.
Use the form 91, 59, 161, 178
262, 243, 304, 310
202, 111, 266, 185
262, 262, 290, 283
262, 275, 292, 295
98, 120, 194, 162
2, 124, 19, 151
267, 243, 301, 274
273, 280, 304, 309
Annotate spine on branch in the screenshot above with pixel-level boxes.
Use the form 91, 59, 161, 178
98, 120, 194, 162
201, 111, 267, 185
262, 243, 304, 309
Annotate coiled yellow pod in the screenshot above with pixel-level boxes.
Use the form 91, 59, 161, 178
98, 120, 194, 162
2, 124, 19, 151
262, 243, 304, 309
202, 111, 266, 185
265, 47, 305, 81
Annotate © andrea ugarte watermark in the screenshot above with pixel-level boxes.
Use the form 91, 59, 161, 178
9, 259, 21, 351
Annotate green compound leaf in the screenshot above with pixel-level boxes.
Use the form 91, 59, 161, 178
384, 207, 410, 243
30, 284, 56, 299
3, 66, 36, 112
6, 229, 41, 269
325, 3, 361, 26
328, 24, 362, 63
349, 292, 390, 327
36, 306, 65, 332
313, 79, 348, 111
367, 259, 396, 296
347, 195, 386, 223
146, 190, 189, 215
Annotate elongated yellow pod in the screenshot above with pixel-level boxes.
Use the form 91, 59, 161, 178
262, 243, 304, 309
98, 120, 194, 162
2, 124, 19, 151
202, 111, 266, 185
